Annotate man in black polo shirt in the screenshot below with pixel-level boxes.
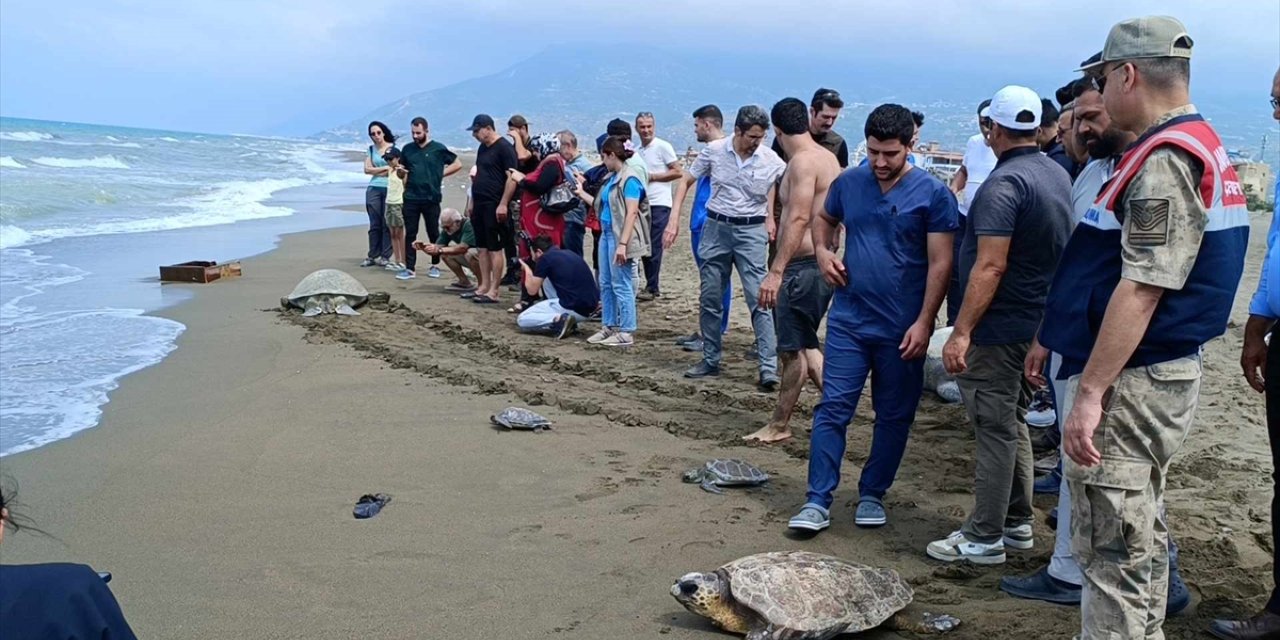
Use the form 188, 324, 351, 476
400, 117, 461, 280
517, 235, 599, 339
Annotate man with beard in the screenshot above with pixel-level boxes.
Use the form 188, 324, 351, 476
747, 98, 842, 445
771, 88, 850, 168
787, 104, 956, 533
399, 117, 462, 280
999, 73, 1190, 616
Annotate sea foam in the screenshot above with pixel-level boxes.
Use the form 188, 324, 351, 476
0, 131, 54, 142
31, 155, 131, 170
0, 156, 26, 169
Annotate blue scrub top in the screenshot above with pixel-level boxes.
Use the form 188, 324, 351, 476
825, 165, 958, 342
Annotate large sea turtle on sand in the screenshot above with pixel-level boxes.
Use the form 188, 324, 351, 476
924, 327, 962, 403
672, 551, 959, 639
281, 269, 369, 317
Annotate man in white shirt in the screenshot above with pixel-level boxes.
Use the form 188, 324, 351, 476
635, 112, 683, 300
945, 100, 998, 324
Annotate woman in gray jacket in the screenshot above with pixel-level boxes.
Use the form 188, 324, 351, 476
573, 136, 650, 347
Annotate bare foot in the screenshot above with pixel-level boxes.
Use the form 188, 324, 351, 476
743, 424, 792, 444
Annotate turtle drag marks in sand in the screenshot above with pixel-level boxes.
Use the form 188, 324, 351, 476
276, 213, 1277, 640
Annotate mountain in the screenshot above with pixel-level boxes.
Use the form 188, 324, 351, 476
316, 47, 1275, 165
316, 47, 775, 152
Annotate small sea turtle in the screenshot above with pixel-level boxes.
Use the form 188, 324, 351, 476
490, 407, 552, 432
924, 327, 962, 403
682, 459, 768, 494
280, 269, 369, 317
672, 551, 960, 639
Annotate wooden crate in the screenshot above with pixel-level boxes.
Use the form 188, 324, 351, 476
159, 261, 242, 284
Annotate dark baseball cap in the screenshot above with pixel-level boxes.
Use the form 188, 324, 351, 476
466, 114, 495, 132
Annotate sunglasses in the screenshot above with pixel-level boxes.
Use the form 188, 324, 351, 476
1272, 97, 1280, 110
368, 130, 383, 138
1094, 65, 1126, 94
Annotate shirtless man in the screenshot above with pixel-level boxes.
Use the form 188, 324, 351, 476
749, 98, 842, 444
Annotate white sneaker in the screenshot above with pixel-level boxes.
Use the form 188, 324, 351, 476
1002, 523, 1034, 550
926, 530, 1006, 565
599, 331, 634, 347
427, 266, 441, 279
586, 328, 615, 345
384, 261, 402, 271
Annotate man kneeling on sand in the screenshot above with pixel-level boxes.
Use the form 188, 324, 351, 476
517, 235, 599, 339
414, 208, 480, 293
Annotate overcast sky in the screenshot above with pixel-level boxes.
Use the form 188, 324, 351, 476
1, 0, 1276, 134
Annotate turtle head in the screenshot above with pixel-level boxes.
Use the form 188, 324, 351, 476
681, 469, 703, 484
670, 570, 732, 614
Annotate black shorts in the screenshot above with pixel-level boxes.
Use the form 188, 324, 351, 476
470, 200, 504, 251
775, 257, 833, 352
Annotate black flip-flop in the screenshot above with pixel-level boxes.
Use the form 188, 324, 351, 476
353, 493, 391, 519
472, 295, 498, 304
459, 292, 478, 299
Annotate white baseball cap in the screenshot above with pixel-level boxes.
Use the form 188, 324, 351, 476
979, 106, 991, 118
988, 85, 1041, 131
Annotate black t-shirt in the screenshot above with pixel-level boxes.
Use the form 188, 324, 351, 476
474, 137, 518, 203
958, 146, 1073, 345
534, 248, 599, 316
772, 130, 849, 168
401, 140, 458, 203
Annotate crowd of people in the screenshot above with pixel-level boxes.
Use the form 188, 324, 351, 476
343, 14, 1280, 640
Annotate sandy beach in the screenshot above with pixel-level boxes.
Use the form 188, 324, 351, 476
1, 177, 1275, 639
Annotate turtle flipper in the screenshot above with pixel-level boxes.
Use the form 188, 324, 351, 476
301, 298, 323, 317
700, 480, 724, 494
886, 611, 960, 634
335, 304, 360, 316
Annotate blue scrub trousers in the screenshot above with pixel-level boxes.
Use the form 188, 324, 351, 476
805, 319, 925, 509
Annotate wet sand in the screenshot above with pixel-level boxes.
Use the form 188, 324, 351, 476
1, 185, 1274, 638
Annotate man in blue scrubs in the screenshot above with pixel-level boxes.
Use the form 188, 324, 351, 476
788, 104, 958, 533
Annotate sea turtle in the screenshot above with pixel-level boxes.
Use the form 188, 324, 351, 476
682, 459, 769, 494
280, 269, 369, 317
923, 326, 962, 403
490, 407, 552, 432
671, 551, 960, 640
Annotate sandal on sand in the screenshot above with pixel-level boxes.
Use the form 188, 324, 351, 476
445, 282, 477, 293
459, 292, 477, 299
507, 301, 530, 314
472, 295, 498, 304
353, 493, 391, 519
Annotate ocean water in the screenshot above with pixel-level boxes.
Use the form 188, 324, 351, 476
0, 117, 367, 456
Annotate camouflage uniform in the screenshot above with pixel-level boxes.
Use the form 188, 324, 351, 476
1066, 106, 1210, 640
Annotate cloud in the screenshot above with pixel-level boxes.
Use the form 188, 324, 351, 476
0, 0, 1273, 134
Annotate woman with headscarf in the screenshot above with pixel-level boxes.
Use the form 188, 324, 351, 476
507, 133, 570, 257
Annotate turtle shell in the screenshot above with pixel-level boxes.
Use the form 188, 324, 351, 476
490, 407, 552, 430
285, 269, 369, 306
705, 459, 769, 485
722, 551, 912, 635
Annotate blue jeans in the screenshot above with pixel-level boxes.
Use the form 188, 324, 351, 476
691, 224, 731, 334
805, 320, 925, 508
365, 186, 392, 260
597, 229, 636, 333
563, 221, 586, 260
641, 205, 671, 294
697, 218, 776, 377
